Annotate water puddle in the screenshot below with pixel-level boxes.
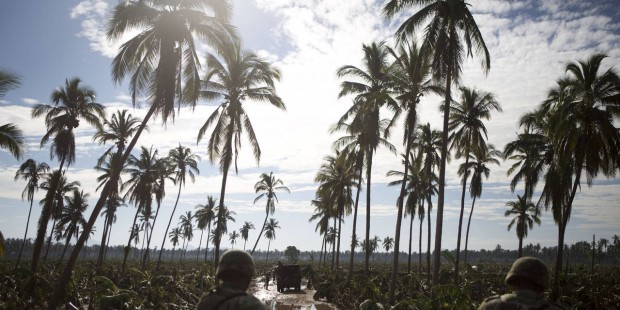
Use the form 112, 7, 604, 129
251, 278, 338, 310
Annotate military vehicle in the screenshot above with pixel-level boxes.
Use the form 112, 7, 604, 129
275, 264, 302, 292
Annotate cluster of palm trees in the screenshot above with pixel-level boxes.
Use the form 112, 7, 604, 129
305, 0, 620, 304
1, 0, 288, 307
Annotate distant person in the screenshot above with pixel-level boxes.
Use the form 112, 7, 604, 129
263, 271, 271, 289
197, 249, 266, 310
477, 256, 563, 309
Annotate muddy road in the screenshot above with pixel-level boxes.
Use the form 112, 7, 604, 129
249, 276, 337, 310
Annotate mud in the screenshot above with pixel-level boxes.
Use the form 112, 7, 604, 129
250, 277, 338, 310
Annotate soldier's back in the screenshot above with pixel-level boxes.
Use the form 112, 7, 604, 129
197, 284, 266, 310
477, 291, 563, 310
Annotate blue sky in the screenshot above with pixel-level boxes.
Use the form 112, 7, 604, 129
0, 0, 619, 254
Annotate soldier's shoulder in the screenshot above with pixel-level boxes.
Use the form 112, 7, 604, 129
235, 294, 267, 310
477, 295, 502, 309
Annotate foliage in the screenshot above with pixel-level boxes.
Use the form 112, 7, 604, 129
284, 246, 301, 263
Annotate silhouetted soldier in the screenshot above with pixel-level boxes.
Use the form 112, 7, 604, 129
197, 249, 266, 310
478, 256, 563, 309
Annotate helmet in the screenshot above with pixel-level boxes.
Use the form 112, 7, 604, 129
216, 249, 255, 278
505, 256, 549, 289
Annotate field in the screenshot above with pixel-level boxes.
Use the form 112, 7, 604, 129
1, 258, 619, 309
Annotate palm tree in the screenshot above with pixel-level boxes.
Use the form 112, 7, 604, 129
195, 196, 217, 261
309, 198, 331, 268
448, 86, 501, 280
49, 2, 235, 304
547, 53, 620, 297
384, 0, 491, 284
383, 236, 394, 264
94, 110, 142, 267
30, 78, 104, 272
314, 152, 357, 269
121, 146, 158, 273
0, 68, 25, 159
168, 227, 182, 261
99, 196, 124, 263
146, 156, 174, 266
229, 230, 239, 249
505, 195, 541, 258
211, 205, 236, 261
264, 218, 280, 261
251, 172, 290, 254
179, 211, 194, 261
14, 159, 50, 267
239, 221, 255, 251
335, 41, 398, 273
386, 37, 440, 301
38, 170, 80, 264
57, 189, 89, 260
462, 145, 502, 264
157, 145, 199, 267
387, 152, 423, 273
197, 40, 285, 267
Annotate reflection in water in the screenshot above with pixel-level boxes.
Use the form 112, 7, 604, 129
253, 279, 338, 310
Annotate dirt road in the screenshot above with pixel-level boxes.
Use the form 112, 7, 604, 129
250, 277, 337, 310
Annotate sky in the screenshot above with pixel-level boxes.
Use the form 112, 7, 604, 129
0, 0, 619, 255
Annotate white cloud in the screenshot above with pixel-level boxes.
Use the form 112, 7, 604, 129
21, 98, 40, 105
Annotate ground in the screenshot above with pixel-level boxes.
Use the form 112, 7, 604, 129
250, 276, 337, 309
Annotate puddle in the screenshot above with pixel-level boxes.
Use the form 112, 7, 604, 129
251, 278, 338, 310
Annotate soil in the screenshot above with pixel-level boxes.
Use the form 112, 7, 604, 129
250, 276, 338, 310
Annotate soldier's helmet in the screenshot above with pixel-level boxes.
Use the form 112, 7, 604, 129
216, 249, 255, 278
505, 256, 549, 289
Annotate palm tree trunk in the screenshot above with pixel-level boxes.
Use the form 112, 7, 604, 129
348, 166, 363, 275
408, 211, 414, 274
464, 196, 477, 264
196, 229, 204, 260
157, 184, 183, 269
32, 155, 67, 272
251, 211, 269, 255
143, 201, 162, 269
60, 228, 75, 261
205, 222, 211, 262
121, 205, 142, 274
336, 207, 343, 270
319, 234, 325, 267
331, 220, 336, 269
455, 156, 470, 282
419, 208, 423, 275
96, 214, 109, 268
266, 239, 271, 261
433, 72, 452, 285
518, 236, 523, 258
214, 167, 230, 268
43, 217, 59, 263
16, 199, 34, 267
104, 221, 112, 260
427, 195, 432, 281
390, 137, 413, 303
365, 154, 373, 274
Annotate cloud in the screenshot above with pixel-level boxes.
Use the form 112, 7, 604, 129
21, 98, 40, 105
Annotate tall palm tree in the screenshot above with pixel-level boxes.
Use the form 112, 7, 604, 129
251, 172, 290, 254
309, 198, 331, 267
99, 196, 124, 263
50, 1, 235, 305
197, 40, 285, 267
157, 145, 199, 267
336, 41, 398, 274
386, 37, 440, 301
14, 159, 50, 267
94, 110, 142, 267
121, 146, 158, 273
239, 221, 255, 251
448, 86, 501, 280
547, 53, 620, 298
462, 145, 502, 264
195, 196, 217, 261
30, 78, 104, 272
179, 211, 194, 261
414, 123, 442, 278
57, 189, 89, 261
384, 0, 491, 284
146, 156, 174, 266
264, 218, 280, 261
505, 195, 541, 258
0, 68, 25, 159
314, 152, 357, 269
387, 152, 423, 274
229, 230, 239, 249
